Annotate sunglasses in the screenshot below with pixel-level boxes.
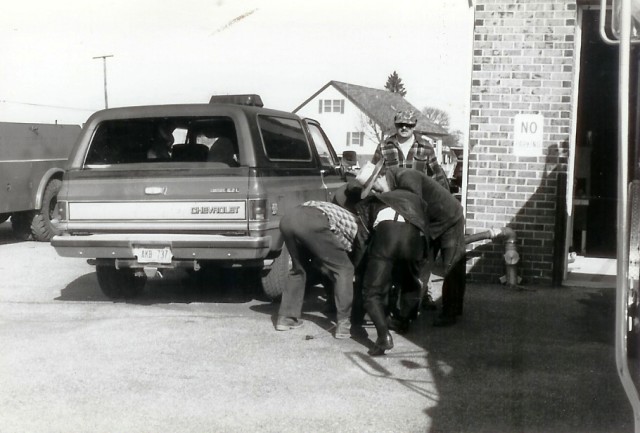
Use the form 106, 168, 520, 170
395, 123, 415, 129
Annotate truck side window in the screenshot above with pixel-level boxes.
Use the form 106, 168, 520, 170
306, 122, 337, 168
258, 116, 311, 161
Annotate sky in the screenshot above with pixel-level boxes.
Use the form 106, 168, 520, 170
0, 0, 475, 134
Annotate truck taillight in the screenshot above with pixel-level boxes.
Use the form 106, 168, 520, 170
56, 201, 68, 221
248, 199, 268, 221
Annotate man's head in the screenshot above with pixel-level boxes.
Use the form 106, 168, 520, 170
394, 109, 417, 140
356, 160, 390, 199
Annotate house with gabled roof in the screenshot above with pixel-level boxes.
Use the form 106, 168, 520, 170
292, 80, 450, 167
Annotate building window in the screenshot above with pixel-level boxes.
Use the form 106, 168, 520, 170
318, 99, 344, 113
346, 131, 364, 147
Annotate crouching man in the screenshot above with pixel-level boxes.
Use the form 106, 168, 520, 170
353, 161, 430, 356
275, 186, 362, 339
384, 166, 466, 327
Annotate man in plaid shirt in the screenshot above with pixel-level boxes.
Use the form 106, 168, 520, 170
372, 109, 451, 311
275, 198, 360, 339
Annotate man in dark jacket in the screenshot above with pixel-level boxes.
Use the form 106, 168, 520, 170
349, 161, 430, 355
354, 188, 429, 356
385, 167, 466, 327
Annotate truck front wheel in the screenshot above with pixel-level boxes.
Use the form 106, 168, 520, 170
96, 265, 147, 299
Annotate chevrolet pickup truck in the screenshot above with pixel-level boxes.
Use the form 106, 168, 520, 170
51, 95, 350, 299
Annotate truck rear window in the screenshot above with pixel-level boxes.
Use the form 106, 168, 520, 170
258, 116, 312, 161
84, 117, 239, 167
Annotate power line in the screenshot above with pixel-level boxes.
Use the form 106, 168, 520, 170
0, 99, 98, 112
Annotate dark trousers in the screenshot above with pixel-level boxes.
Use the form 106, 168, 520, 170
432, 218, 466, 317
278, 206, 354, 322
362, 221, 425, 335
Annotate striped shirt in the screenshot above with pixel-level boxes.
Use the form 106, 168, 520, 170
303, 201, 358, 251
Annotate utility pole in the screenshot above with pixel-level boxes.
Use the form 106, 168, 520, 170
92, 54, 114, 108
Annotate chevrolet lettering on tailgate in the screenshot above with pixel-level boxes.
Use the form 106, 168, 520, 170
52, 95, 352, 299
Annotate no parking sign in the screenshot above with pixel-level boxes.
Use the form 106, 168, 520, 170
513, 113, 544, 156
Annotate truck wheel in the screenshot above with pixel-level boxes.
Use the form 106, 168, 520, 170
31, 179, 62, 242
261, 245, 291, 300
0, 213, 9, 224
10, 212, 36, 241
96, 265, 147, 299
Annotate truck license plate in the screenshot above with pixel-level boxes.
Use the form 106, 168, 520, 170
133, 247, 173, 264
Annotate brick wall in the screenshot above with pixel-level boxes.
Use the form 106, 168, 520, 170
467, 0, 576, 285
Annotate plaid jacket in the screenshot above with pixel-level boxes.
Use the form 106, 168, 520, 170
302, 201, 358, 252
372, 133, 450, 191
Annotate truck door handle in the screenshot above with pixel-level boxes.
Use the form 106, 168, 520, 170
144, 186, 167, 195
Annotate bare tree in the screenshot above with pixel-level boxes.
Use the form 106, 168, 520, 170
358, 112, 385, 144
443, 129, 464, 147
384, 71, 407, 96
421, 106, 451, 131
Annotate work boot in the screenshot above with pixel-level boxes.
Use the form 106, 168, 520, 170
369, 332, 394, 356
366, 302, 394, 355
275, 316, 304, 331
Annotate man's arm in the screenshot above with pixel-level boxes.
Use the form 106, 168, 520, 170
414, 141, 450, 191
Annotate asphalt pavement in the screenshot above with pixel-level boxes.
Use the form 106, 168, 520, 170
0, 221, 637, 433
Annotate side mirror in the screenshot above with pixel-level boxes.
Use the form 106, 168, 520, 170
340, 151, 360, 180
342, 150, 358, 167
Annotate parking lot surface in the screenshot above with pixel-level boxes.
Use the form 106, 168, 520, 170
0, 221, 635, 433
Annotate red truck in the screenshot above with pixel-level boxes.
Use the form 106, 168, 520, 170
0, 122, 81, 241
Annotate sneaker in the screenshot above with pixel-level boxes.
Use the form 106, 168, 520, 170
276, 316, 304, 331
335, 319, 351, 339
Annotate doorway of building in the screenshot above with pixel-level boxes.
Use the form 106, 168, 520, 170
567, 8, 619, 285
573, 8, 619, 258
569, 7, 640, 285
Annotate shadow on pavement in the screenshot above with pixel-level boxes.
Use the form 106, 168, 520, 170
401, 283, 634, 433
56, 268, 267, 305
249, 284, 347, 343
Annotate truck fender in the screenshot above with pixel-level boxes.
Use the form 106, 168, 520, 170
34, 168, 65, 210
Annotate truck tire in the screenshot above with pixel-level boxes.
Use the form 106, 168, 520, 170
0, 213, 9, 224
96, 265, 147, 299
261, 245, 291, 299
31, 178, 63, 242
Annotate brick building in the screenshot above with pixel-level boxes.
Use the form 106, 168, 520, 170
465, 1, 630, 285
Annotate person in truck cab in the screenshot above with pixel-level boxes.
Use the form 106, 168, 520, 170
147, 124, 175, 160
